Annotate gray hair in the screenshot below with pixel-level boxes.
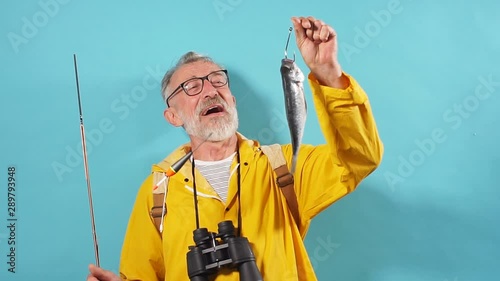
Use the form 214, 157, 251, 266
160, 51, 223, 103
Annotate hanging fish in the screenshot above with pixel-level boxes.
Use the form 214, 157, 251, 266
280, 27, 307, 175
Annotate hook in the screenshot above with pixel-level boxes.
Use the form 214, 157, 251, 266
284, 27, 293, 59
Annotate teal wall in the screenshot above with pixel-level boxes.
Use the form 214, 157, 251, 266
1, 0, 499, 280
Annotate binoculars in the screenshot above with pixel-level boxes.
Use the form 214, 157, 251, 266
186, 220, 263, 281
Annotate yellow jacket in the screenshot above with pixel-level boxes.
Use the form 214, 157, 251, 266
119, 73, 384, 281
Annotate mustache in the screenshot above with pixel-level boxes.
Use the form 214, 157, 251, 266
195, 95, 228, 115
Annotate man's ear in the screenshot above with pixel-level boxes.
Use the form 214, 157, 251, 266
164, 107, 183, 127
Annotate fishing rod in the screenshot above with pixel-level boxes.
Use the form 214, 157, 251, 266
73, 54, 100, 267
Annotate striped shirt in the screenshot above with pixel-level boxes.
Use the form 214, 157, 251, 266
194, 152, 236, 202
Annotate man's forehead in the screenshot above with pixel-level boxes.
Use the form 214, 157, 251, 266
172, 61, 221, 82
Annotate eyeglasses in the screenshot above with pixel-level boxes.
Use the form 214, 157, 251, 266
166, 69, 229, 107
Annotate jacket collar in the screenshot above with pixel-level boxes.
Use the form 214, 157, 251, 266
152, 133, 262, 202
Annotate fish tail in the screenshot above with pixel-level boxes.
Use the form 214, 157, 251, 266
290, 153, 298, 175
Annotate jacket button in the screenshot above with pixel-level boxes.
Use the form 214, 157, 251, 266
244, 162, 248, 166
184, 178, 189, 182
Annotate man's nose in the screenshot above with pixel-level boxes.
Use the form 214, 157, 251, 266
201, 79, 218, 99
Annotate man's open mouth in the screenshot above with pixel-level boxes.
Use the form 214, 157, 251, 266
201, 104, 225, 116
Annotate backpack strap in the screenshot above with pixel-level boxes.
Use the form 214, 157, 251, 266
260, 144, 300, 226
150, 172, 168, 234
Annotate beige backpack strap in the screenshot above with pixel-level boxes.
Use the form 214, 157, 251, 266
150, 172, 169, 233
261, 144, 300, 226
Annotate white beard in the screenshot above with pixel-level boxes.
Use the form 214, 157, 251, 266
178, 96, 239, 142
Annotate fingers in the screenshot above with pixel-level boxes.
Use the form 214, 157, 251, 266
291, 16, 336, 43
319, 24, 334, 42
291, 17, 306, 43
88, 264, 121, 281
86, 274, 100, 281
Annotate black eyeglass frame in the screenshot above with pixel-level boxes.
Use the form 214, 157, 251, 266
165, 69, 229, 107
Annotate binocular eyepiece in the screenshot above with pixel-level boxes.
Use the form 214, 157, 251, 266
186, 220, 263, 281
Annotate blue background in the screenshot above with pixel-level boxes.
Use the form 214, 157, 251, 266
1, 0, 499, 280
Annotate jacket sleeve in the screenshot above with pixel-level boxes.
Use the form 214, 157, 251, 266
290, 72, 384, 234
119, 173, 165, 281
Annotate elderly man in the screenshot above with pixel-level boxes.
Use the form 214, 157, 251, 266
87, 16, 383, 281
